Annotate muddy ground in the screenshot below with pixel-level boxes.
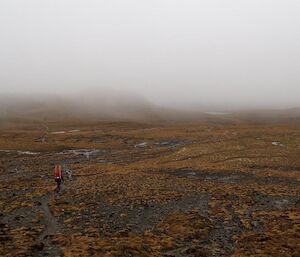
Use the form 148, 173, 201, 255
0, 121, 300, 256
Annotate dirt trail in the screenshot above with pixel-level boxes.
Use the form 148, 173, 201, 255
39, 194, 61, 240
33, 194, 62, 256
34, 169, 74, 256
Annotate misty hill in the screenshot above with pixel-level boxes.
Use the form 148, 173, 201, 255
0, 90, 207, 123
0, 90, 299, 125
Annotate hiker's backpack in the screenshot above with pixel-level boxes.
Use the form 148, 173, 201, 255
54, 165, 62, 179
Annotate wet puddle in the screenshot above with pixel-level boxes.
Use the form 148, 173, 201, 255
0, 150, 40, 155
58, 149, 105, 159
50, 131, 66, 134
134, 142, 148, 148
272, 141, 284, 147
155, 140, 191, 148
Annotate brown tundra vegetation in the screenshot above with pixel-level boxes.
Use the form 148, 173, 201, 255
0, 118, 300, 257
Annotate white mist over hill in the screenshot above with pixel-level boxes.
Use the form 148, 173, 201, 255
1, 1, 300, 110
0, 89, 300, 125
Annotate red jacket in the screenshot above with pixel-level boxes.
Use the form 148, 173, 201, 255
54, 165, 62, 179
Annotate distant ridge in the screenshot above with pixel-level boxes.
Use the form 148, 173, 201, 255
0, 90, 299, 125
0, 90, 206, 123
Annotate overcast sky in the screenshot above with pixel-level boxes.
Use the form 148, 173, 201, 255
0, 0, 299, 110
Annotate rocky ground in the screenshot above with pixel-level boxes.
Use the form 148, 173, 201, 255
0, 121, 299, 256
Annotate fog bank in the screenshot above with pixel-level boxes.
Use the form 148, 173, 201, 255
0, 1, 300, 110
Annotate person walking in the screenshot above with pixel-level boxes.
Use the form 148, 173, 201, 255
54, 164, 63, 195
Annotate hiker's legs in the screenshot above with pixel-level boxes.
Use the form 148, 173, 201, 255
54, 179, 62, 195
57, 179, 61, 192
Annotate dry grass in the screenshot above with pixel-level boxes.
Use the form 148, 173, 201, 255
0, 121, 300, 256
